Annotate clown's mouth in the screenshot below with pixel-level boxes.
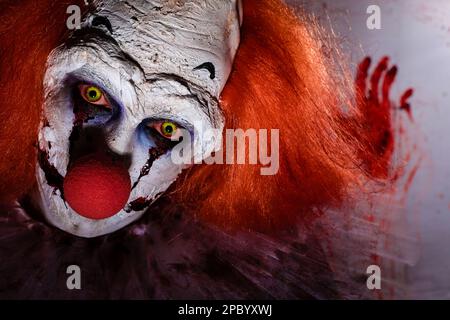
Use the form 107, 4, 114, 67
37, 86, 177, 220
37, 144, 164, 219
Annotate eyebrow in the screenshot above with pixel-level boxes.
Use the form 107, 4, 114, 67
147, 73, 192, 91
91, 15, 113, 34
146, 73, 218, 122
193, 62, 216, 79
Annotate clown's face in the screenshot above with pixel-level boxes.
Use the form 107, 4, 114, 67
34, 0, 241, 238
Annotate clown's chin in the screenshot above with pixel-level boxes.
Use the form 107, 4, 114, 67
34, 147, 152, 238
31, 174, 150, 238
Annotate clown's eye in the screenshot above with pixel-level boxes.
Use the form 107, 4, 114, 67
78, 84, 110, 107
161, 122, 177, 138
148, 121, 183, 141
74, 83, 115, 125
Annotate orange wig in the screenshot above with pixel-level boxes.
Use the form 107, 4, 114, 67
174, 0, 392, 232
0, 0, 397, 233
0, 0, 86, 201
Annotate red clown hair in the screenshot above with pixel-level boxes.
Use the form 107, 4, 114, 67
0, 0, 398, 232
0, 0, 86, 202
175, 0, 393, 232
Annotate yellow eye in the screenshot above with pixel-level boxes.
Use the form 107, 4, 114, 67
79, 84, 110, 108
84, 86, 102, 102
161, 121, 177, 138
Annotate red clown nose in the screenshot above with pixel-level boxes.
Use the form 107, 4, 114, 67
63, 153, 131, 220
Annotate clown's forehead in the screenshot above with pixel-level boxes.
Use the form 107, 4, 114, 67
88, 0, 242, 98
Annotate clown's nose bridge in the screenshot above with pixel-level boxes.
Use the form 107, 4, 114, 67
64, 126, 132, 220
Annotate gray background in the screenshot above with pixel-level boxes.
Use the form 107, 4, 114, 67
289, 0, 450, 298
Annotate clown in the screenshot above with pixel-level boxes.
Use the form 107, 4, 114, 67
35, 0, 242, 237
0, 0, 413, 299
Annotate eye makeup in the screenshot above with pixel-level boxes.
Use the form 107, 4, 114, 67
72, 82, 122, 126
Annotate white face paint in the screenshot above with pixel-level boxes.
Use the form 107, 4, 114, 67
34, 0, 241, 238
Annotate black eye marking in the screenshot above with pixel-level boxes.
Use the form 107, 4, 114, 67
38, 148, 65, 201
91, 16, 113, 34
130, 144, 167, 191
193, 62, 216, 80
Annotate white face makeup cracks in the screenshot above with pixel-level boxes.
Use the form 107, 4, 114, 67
34, 0, 241, 238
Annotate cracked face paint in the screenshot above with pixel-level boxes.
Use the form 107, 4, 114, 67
34, 0, 241, 237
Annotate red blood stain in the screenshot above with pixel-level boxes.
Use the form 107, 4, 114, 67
355, 56, 414, 179
404, 162, 420, 193
126, 197, 152, 213
38, 148, 65, 198
400, 88, 414, 121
